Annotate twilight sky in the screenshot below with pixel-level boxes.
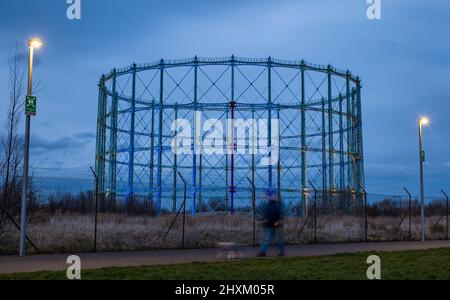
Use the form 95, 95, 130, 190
0, 0, 449, 196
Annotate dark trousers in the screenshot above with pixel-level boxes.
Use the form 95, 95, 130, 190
260, 227, 285, 254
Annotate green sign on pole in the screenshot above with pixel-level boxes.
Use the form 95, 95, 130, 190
25, 95, 37, 116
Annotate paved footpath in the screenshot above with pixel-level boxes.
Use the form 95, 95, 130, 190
1, 240, 450, 274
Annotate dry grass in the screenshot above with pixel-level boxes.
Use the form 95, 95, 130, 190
0, 212, 448, 254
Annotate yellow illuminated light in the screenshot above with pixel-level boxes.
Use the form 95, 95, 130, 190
419, 117, 429, 126
28, 38, 43, 48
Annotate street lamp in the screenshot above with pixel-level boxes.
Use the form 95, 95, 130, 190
418, 117, 429, 243
29, 39, 43, 49
19, 38, 42, 257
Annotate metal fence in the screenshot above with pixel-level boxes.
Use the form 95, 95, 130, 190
0, 175, 448, 255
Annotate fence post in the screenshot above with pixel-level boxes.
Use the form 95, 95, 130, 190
90, 167, 99, 252
247, 177, 256, 247
314, 190, 317, 244
360, 185, 368, 242
404, 187, 412, 241
442, 190, 449, 240
162, 172, 188, 248
178, 172, 187, 249
309, 181, 318, 244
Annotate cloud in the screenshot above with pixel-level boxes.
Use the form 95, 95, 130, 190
31, 132, 95, 152
73, 132, 96, 140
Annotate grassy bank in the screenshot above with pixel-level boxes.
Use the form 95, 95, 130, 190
1, 247, 450, 280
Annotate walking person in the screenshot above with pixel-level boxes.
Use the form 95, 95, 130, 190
258, 189, 285, 257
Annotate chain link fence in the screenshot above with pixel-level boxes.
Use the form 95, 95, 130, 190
0, 174, 448, 255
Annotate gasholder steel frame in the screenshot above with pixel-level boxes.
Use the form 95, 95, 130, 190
95, 56, 365, 216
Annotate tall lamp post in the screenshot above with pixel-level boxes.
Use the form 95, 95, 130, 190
19, 38, 42, 257
418, 117, 429, 243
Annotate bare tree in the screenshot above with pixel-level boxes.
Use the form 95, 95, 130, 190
0, 45, 26, 233
0, 43, 44, 237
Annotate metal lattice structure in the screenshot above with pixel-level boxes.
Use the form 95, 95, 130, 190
95, 56, 365, 215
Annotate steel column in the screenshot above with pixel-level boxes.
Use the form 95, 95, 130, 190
339, 93, 344, 192
346, 72, 352, 191
321, 97, 327, 198
327, 66, 334, 192
172, 105, 178, 212
268, 57, 273, 189
229, 57, 236, 213
192, 57, 198, 215
149, 99, 155, 206
109, 70, 118, 201
300, 62, 307, 215
198, 125, 203, 213
351, 88, 357, 194
128, 64, 136, 210
277, 108, 281, 200
95, 76, 107, 195
225, 107, 229, 209
251, 109, 256, 208
355, 78, 365, 195
157, 60, 164, 213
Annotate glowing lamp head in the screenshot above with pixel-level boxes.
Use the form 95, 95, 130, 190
28, 38, 43, 49
419, 117, 429, 126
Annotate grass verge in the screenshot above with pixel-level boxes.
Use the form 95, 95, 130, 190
1, 247, 450, 280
